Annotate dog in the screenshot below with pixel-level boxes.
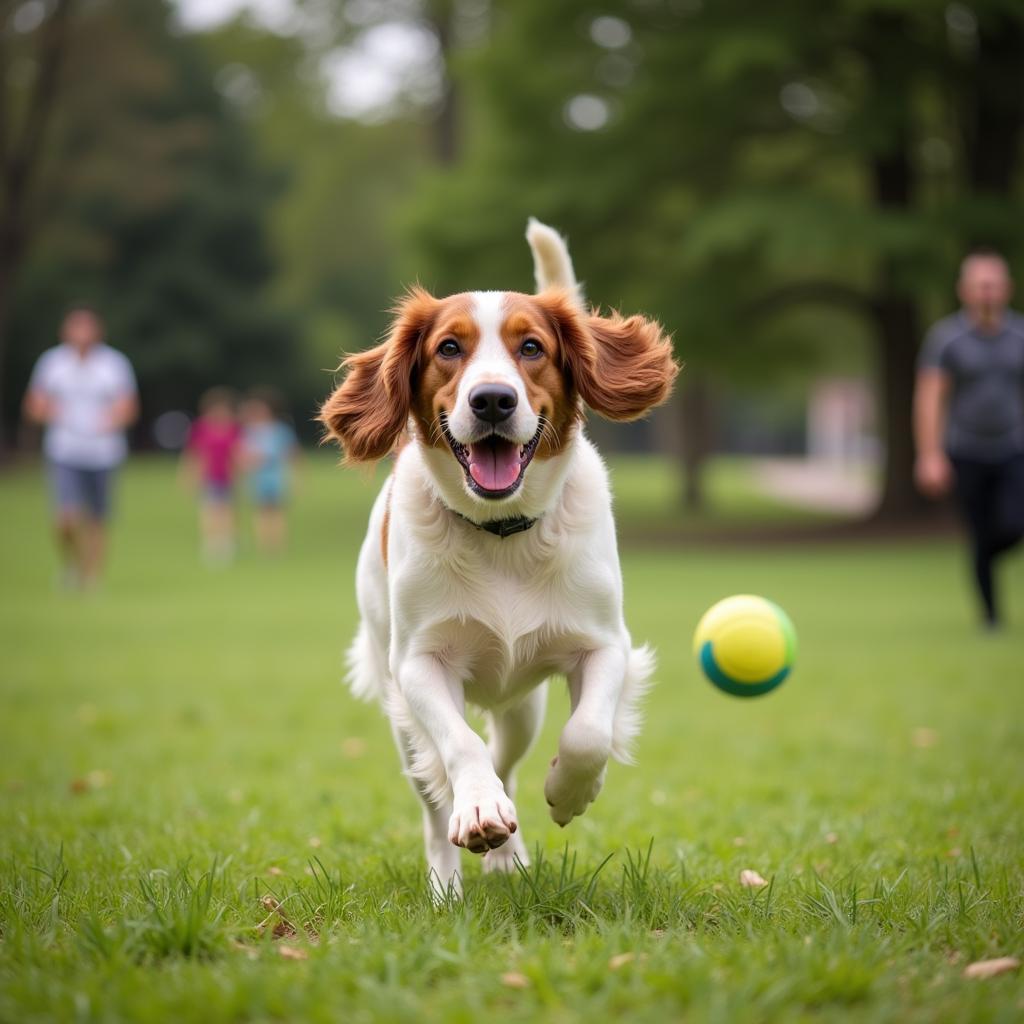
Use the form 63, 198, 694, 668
319, 220, 678, 894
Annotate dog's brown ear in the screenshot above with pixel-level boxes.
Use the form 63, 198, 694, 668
319, 287, 438, 462
539, 290, 679, 421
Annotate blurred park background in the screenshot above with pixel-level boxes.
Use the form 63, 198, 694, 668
3, 4, 1024, 1019
3, 0, 1023, 524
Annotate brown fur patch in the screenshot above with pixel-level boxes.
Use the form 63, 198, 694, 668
318, 287, 441, 462
408, 296, 479, 450
498, 294, 578, 459
381, 486, 391, 568
534, 289, 679, 421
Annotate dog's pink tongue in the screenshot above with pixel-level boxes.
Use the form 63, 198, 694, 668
468, 439, 521, 491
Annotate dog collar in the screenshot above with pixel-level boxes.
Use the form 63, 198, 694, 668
453, 511, 538, 538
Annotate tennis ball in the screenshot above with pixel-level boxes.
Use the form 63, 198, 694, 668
693, 595, 796, 697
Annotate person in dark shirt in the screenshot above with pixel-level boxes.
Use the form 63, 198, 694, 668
914, 248, 1024, 628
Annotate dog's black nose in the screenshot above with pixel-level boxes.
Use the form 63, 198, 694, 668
469, 384, 518, 424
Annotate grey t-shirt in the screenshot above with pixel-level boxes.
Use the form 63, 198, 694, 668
918, 310, 1024, 461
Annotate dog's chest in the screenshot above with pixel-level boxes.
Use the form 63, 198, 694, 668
411, 541, 614, 706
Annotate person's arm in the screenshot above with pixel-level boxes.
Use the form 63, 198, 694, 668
23, 352, 57, 425
23, 388, 57, 426
106, 393, 139, 431
913, 368, 954, 497
104, 355, 139, 431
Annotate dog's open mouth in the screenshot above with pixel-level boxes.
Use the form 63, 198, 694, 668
441, 416, 543, 499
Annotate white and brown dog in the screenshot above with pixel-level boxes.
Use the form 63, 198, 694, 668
320, 220, 678, 893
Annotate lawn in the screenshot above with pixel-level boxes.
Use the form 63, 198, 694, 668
1, 455, 1022, 1023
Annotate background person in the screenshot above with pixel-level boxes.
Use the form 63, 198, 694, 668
181, 387, 242, 565
914, 249, 1024, 628
241, 388, 299, 554
22, 306, 138, 589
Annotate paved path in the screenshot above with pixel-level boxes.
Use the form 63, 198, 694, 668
752, 457, 878, 515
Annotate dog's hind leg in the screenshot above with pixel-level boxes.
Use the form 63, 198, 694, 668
390, 722, 462, 899
482, 682, 547, 874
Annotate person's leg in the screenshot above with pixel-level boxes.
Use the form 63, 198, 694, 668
200, 485, 235, 563
951, 458, 1000, 625
48, 463, 86, 586
79, 468, 113, 586
991, 453, 1024, 557
255, 503, 286, 553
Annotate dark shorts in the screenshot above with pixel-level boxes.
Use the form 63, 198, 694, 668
48, 462, 115, 521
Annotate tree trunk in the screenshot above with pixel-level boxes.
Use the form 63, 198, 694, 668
871, 290, 923, 520
0, 0, 77, 454
678, 372, 713, 512
862, 12, 927, 521
430, 0, 459, 166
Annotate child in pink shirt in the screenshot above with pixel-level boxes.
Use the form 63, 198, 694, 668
182, 387, 242, 563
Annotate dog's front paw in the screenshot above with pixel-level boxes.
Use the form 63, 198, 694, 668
544, 755, 606, 827
448, 785, 518, 854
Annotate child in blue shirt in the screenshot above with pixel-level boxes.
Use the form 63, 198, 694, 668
241, 389, 299, 553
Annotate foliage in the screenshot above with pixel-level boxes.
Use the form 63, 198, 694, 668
3, 0, 292, 435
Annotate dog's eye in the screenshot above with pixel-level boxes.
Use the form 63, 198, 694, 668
520, 338, 543, 358
438, 338, 461, 358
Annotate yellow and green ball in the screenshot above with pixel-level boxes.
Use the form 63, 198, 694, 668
693, 595, 797, 697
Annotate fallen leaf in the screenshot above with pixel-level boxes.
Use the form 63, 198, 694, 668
341, 737, 367, 759
277, 944, 308, 961
608, 952, 636, 970
500, 971, 530, 989
963, 957, 1020, 980
912, 727, 939, 749
739, 869, 768, 888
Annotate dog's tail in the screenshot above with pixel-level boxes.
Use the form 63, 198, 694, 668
611, 644, 656, 765
345, 621, 385, 702
526, 217, 584, 306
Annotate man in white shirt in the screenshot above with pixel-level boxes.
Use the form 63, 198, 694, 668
23, 307, 139, 588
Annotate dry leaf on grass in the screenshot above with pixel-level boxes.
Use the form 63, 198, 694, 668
341, 737, 368, 759
911, 727, 939, 749
500, 971, 530, 989
739, 869, 768, 888
608, 952, 637, 971
277, 944, 309, 961
963, 957, 1020, 980
258, 895, 297, 939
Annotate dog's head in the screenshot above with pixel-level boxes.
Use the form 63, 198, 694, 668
319, 287, 678, 504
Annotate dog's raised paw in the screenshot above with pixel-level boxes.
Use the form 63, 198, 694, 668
448, 789, 518, 854
544, 759, 606, 827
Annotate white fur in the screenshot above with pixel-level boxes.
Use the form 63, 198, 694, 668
445, 292, 539, 447
344, 221, 654, 895
526, 217, 584, 306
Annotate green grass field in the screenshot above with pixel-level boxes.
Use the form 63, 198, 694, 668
1, 456, 1022, 1023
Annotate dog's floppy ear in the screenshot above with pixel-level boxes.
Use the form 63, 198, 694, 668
319, 287, 438, 462
539, 289, 679, 421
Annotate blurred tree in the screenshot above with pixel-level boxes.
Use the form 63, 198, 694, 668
2, 0, 291, 446
408, 0, 1024, 520
0, 0, 77, 451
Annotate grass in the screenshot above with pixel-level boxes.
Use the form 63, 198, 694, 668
1, 454, 1022, 1023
